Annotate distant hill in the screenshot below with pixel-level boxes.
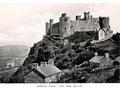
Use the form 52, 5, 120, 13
0, 45, 30, 68
0, 45, 30, 57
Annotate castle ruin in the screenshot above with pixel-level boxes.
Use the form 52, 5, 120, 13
45, 12, 113, 40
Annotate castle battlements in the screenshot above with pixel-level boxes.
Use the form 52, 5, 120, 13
45, 12, 113, 40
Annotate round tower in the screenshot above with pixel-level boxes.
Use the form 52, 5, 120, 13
59, 13, 71, 38
84, 12, 90, 20
99, 17, 109, 29
98, 17, 111, 40
49, 19, 54, 34
45, 22, 50, 35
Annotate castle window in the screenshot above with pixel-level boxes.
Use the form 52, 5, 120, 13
65, 27, 66, 30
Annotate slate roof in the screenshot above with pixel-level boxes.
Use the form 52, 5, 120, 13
37, 65, 62, 77
93, 39, 118, 51
89, 56, 104, 63
26, 65, 62, 78
115, 56, 120, 63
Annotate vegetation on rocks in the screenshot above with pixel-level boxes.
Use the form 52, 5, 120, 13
10, 32, 120, 83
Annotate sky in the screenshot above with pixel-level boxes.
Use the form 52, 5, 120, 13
0, 3, 120, 46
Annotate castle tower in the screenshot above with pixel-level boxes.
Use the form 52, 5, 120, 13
76, 15, 81, 21
98, 17, 111, 40
99, 17, 109, 29
84, 12, 90, 20
49, 19, 53, 34
59, 13, 71, 38
45, 19, 54, 35
45, 22, 50, 35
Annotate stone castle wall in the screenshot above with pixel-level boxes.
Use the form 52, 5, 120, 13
45, 12, 112, 39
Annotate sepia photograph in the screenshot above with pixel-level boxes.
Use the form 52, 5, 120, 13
0, 1, 120, 89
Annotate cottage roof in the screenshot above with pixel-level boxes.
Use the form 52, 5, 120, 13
115, 56, 120, 63
37, 65, 62, 77
89, 56, 104, 63
26, 65, 62, 78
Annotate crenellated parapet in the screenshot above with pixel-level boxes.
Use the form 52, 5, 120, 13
45, 12, 113, 40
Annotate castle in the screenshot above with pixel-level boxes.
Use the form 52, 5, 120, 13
45, 12, 113, 40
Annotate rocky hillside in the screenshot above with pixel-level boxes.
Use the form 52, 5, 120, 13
10, 32, 120, 83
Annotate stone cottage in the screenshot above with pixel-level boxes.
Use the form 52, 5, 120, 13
89, 52, 113, 69
24, 59, 63, 83
6, 60, 15, 68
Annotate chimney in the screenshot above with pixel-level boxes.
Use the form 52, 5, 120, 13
95, 52, 98, 56
105, 53, 109, 58
32, 63, 39, 68
48, 59, 54, 65
41, 62, 48, 67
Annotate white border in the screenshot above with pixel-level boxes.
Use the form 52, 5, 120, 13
0, 0, 120, 90
0, 0, 120, 4
0, 83, 120, 90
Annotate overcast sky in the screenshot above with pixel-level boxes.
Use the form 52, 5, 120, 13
0, 3, 120, 46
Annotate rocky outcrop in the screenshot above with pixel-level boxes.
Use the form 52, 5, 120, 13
11, 32, 120, 83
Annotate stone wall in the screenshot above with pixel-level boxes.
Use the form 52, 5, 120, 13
46, 12, 112, 39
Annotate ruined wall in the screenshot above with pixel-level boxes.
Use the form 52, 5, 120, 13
54, 12, 100, 38
45, 12, 112, 39
70, 18, 99, 34
50, 22, 60, 35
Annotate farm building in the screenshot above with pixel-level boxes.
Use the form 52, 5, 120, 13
24, 59, 63, 83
